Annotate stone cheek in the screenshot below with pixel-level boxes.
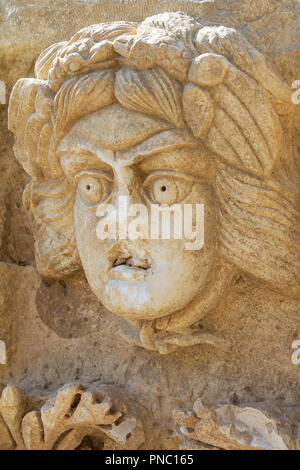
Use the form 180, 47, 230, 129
0, 2, 300, 450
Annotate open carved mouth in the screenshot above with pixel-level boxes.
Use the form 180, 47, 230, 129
109, 249, 152, 281
112, 256, 151, 270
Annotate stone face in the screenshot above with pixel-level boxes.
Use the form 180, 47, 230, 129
0, 0, 300, 450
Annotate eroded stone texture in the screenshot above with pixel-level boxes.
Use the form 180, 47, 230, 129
0, 0, 299, 450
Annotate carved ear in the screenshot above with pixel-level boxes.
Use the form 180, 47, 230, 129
184, 53, 283, 177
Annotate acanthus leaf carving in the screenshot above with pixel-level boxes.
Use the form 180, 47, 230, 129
0, 383, 145, 450
173, 400, 300, 451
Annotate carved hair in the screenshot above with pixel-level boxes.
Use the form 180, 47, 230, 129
8, 12, 300, 296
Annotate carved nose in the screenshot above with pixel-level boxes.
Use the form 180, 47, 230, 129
112, 164, 142, 203
113, 165, 143, 206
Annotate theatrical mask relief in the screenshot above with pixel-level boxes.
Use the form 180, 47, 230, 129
1, 5, 300, 451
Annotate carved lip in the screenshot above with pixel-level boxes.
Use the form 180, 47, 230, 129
108, 255, 151, 281
109, 264, 148, 281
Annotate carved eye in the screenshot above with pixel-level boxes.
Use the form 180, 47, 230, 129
143, 173, 194, 206
76, 171, 113, 206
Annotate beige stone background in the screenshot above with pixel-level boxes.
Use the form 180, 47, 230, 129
0, 0, 300, 449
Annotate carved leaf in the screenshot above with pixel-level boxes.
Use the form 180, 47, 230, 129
115, 67, 184, 127
174, 400, 297, 450
22, 411, 44, 450
0, 412, 14, 450
0, 385, 26, 449
53, 70, 115, 142
0, 384, 145, 450
183, 83, 214, 139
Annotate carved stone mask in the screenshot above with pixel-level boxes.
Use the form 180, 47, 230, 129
8, 12, 300, 353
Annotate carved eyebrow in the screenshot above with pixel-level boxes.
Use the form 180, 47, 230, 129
56, 129, 203, 174
56, 136, 115, 162
57, 145, 113, 183
56, 136, 115, 178
116, 129, 201, 165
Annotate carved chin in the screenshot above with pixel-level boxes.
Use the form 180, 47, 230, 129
101, 279, 189, 321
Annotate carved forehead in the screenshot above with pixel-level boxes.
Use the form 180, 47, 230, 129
58, 126, 200, 158
60, 103, 172, 151
57, 126, 210, 177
